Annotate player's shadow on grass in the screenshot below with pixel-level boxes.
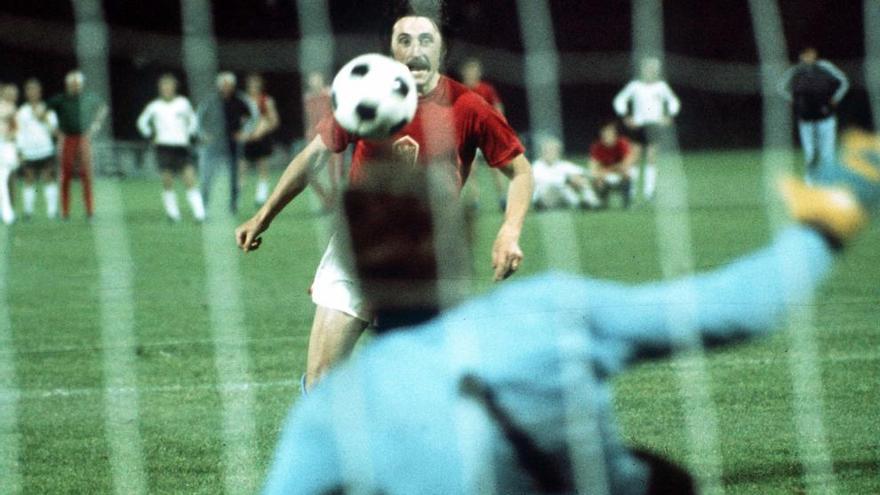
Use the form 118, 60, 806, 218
721, 458, 879, 486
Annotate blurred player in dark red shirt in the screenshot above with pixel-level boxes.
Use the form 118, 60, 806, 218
236, 14, 534, 392
460, 57, 511, 212
589, 121, 637, 208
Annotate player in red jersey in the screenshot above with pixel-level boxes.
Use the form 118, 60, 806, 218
235, 15, 534, 392
460, 57, 511, 212
589, 121, 637, 208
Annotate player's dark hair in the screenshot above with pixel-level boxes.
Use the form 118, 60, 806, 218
382, 1, 453, 67
24, 77, 41, 88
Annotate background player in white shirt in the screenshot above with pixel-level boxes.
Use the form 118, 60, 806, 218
531, 135, 598, 210
137, 74, 205, 222
16, 78, 59, 220
0, 83, 20, 225
613, 57, 680, 201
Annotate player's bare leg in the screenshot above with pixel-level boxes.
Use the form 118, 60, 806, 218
643, 144, 658, 200
181, 164, 205, 221
160, 169, 181, 222
304, 305, 369, 390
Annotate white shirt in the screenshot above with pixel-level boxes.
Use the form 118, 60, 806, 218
613, 80, 680, 126
137, 96, 197, 146
15, 103, 58, 161
532, 158, 586, 188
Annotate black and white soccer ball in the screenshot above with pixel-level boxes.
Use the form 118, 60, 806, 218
331, 54, 418, 139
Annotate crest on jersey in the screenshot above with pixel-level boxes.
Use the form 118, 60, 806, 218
392, 135, 420, 168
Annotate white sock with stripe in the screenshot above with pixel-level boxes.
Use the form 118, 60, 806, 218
44, 183, 58, 218
23, 186, 36, 216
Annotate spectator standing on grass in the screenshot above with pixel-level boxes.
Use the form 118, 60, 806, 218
241, 73, 280, 208
16, 78, 59, 220
531, 135, 598, 210
137, 73, 205, 223
196, 72, 254, 215
47, 70, 107, 221
0, 83, 19, 225
778, 47, 849, 182
589, 121, 637, 209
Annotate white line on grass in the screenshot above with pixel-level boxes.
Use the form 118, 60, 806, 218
73, 0, 149, 491
13, 345, 879, 402
631, 1, 725, 493
92, 181, 149, 495
515, 1, 611, 493
0, 227, 22, 494
180, 1, 260, 491
202, 213, 260, 495
748, 1, 839, 492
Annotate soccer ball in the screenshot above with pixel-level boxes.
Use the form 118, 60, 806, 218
330, 53, 418, 140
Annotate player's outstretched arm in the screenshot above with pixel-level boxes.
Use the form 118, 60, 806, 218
235, 135, 330, 252
492, 153, 533, 281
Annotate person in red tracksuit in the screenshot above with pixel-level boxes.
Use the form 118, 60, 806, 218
46, 70, 107, 220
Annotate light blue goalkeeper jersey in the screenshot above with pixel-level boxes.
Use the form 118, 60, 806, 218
263, 225, 833, 495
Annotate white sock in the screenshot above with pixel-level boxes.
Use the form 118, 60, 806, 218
187, 188, 206, 221
0, 169, 14, 225
629, 167, 641, 200
163, 190, 181, 221
44, 183, 58, 218
23, 185, 37, 215
644, 164, 657, 199
255, 180, 270, 204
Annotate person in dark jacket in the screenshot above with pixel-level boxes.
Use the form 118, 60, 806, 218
779, 47, 849, 182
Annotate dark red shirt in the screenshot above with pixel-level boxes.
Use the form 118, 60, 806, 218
318, 76, 524, 187
304, 89, 332, 139
470, 81, 503, 110
590, 138, 632, 168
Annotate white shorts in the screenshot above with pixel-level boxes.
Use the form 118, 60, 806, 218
310, 234, 373, 323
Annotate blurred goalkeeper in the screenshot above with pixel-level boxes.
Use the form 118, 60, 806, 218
262, 130, 880, 494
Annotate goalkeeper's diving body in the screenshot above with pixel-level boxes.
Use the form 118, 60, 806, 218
261, 129, 880, 495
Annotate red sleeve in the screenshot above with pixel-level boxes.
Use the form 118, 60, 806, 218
468, 95, 524, 168
316, 114, 352, 153
589, 142, 600, 161
486, 85, 502, 108
618, 138, 631, 158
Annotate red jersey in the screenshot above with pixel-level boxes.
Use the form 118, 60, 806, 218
304, 89, 332, 139
470, 81, 503, 110
590, 138, 632, 168
318, 76, 524, 187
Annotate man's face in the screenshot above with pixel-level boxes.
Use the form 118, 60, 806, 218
800, 49, 818, 64
461, 62, 481, 86
66, 78, 82, 95
158, 78, 177, 99
2, 85, 19, 104
391, 16, 443, 95
541, 140, 561, 163
25, 82, 41, 102
219, 80, 235, 98
246, 77, 262, 94
600, 125, 617, 145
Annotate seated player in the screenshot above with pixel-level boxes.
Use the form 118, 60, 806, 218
260, 129, 880, 494
532, 135, 598, 210
589, 120, 637, 208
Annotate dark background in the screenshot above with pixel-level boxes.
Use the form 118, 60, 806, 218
0, 0, 872, 154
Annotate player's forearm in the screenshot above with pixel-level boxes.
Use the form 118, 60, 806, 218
256, 137, 327, 227
500, 155, 534, 235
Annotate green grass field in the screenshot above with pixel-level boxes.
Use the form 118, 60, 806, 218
1, 150, 878, 494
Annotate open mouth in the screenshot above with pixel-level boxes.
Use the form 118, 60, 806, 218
406, 59, 431, 75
